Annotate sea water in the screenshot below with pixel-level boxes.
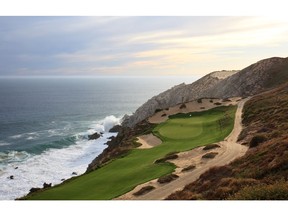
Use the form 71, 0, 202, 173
0, 76, 198, 200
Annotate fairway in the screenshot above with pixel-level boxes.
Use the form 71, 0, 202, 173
25, 105, 236, 200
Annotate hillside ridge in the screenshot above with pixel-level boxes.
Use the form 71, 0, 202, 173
122, 57, 288, 127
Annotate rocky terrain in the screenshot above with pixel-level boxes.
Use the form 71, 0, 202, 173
122, 57, 288, 127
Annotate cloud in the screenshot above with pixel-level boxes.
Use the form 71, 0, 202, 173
0, 16, 288, 76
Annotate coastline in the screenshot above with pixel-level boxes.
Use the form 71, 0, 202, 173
0, 120, 119, 200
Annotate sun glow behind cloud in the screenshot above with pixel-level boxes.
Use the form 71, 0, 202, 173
0, 16, 288, 77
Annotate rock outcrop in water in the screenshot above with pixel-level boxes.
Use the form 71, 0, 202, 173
122, 57, 288, 127
88, 132, 101, 140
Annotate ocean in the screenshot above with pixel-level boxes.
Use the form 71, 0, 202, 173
0, 76, 198, 200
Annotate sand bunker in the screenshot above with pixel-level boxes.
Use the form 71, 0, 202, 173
148, 97, 241, 124
137, 134, 162, 149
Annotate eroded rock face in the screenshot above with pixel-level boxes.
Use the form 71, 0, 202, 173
121, 70, 237, 127
108, 125, 122, 133
122, 57, 288, 128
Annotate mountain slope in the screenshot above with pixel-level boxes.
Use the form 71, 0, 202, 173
123, 57, 288, 127
209, 57, 288, 98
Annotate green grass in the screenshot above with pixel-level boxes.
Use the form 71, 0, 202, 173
25, 105, 236, 200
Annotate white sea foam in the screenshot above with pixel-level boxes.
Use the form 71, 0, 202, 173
10, 132, 40, 140
0, 142, 10, 146
47, 129, 65, 137
100, 115, 121, 132
0, 115, 121, 200
10, 134, 23, 139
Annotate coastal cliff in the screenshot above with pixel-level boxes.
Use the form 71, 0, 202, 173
122, 70, 237, 127
122, 57, 288, 127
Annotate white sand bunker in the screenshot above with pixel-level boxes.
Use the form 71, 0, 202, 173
137, 134, 162, 149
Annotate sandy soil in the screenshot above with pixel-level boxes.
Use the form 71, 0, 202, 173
137, 134, 162, 149
116, 97, 249, 200
148, 97, 241, 124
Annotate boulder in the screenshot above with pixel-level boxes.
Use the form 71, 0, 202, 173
108, 125, 122, 133
72, 172, 77, 175
43, 182, 52, 188
29, 187, 41, 194
88, 132, 101, 140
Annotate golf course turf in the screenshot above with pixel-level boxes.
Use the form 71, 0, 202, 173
24, 105, 236, 200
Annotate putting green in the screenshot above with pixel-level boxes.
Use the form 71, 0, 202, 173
25, 105, 236, 200
157, 118, 204, 140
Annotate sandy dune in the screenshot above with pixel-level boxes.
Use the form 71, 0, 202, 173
116, 98, 249, 200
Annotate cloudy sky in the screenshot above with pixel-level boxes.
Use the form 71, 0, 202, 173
0, 16, 288, 77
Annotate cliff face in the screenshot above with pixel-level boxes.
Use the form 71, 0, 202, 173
122, 70, 237, 127
122, 57, 288, 127
209, 57, 288, 98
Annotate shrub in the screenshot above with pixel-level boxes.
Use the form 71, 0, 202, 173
166, 191, 203, 200
249, 134, 267, 148
158, 174, 179, 184
223, 98, 232, 102
214, 102, 222, 106
200, 107, 205, 109
182, 165, 196, 172
161, 113, 167, 117
180, 103, 186, 109
155, 153, 178, 163
133, 185, 155, 196
269, 130, 281, 138
202, 152, 218, 159
237, 127, 249, 142
214, 186, 233, 199
203, 144, 220, 150
209, 99, 213, 103
197, 98, 202, 103
230, 181, 288, 200
155, 108, 162, 113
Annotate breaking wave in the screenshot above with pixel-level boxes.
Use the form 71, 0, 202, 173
0, 115, 121, 200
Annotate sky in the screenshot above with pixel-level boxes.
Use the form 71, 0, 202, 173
0, 16, 288, 77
